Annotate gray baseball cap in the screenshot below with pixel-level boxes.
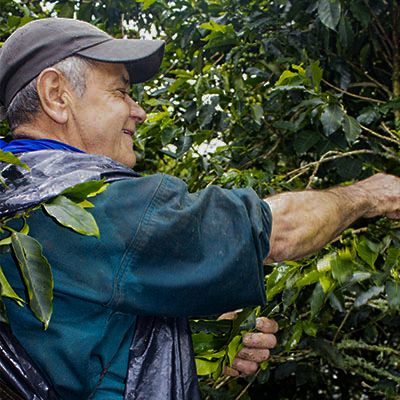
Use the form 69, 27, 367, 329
0, 18, 165, 112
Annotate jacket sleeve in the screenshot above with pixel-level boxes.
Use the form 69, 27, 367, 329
108, 173, 272, 317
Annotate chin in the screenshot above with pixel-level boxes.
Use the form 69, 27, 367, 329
119, 153, 137, 168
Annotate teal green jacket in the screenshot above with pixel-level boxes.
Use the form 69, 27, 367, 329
1, 151, 271, 399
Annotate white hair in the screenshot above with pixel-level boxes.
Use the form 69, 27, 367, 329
7, 55, 97, 134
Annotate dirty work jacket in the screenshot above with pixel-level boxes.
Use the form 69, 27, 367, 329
0, 150, 272, 399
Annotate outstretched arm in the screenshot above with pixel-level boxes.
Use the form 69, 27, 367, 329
264, 173, 400, 263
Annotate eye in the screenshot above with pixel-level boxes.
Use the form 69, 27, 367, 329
117, 89, 129, 97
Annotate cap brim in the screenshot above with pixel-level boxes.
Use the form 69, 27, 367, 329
77, 38, 165, 84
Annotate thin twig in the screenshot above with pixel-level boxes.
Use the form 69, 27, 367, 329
333, 306, 354, 345
235, 369, 262, 400
362, 0, 393, 68
285, 150, 376, 182
346, 60, 392, 97
120, 13, 125, 38
360, 123, 400, 145
321, 78, 386, 104
214, 375, 234, 390
212, 53, 225, 67
239, 137, 282, 169
252, 64, 281, 92
380, 121, 400, 144
379, 143, 400, 162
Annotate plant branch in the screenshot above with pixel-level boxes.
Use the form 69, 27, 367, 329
362, 0, 394, 67
380, 121, 400, 143
235, 368, 261, 400
360, 123, 400, 146
285, 150, 376, 183
321, 79, 386, 104
332, 306, 353, 345
346, 61, 392, 97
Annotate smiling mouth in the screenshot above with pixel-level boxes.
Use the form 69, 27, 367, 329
122, 129, 134, 137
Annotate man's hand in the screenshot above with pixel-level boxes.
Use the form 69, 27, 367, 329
218, 311, 279, 377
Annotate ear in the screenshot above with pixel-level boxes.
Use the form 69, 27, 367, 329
36, 68, 73, 124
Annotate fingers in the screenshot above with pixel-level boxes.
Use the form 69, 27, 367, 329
223, 365, 240, 377
239, 318, 278, 349
255, 317, 279, 333
387, 210, 400, 219
236, 347, 270, 363
224, 357, 259, 376
217, 309, 243, 320
222, 317, 279, 377
242, 331, 277, 349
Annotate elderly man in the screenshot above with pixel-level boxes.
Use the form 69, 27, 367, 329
0, 18, 400, 400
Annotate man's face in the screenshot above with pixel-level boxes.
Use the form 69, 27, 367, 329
70, 61, 146, 167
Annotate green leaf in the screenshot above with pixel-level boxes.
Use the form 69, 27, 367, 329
227, 335, 242, 366
136, 0, 158, 10
43, 196, 99, 238
342, 114, 361, 144
320, 103, 344, 136
329, 292, 344, 312
0, 297, 9, 324
229, 308, 255, 341
161, 125, 177, 145
11, 233, 53, 329
168, 77, 188, 93
294, 131, 320, 155
286, 320, 303, 351
309, 61, 322, 90
57, 2, 74, 18
192, 331, 227, 354
295, 270, 320, 288
7, 15, 21, 28
319, 274, 334, 292
385, 247, 400, 269
146, 110, 169, 122
0, 149, 30, 170
331, 256, 353, 284
251, 103, 264, 124
302, 320, 317, 337
356, 107, 380, 125
195, 358, 221, 375
60, 179, 107, 203
338, 16, 354, 49
318, 0, 341, 31
386, 280, 400, 310
0, 217, 29, 246
335, 158, 362, 181
310, 282, 325, 317
276, 70, 300, 86
200, 20, 231, 33
349, 2, 370, 28
0, 266, 24, 305
308, 337, 345, 368
357, 238, 379, 267
354, 285, 384, 307
190, 319, 232, 335
267, 265, 294, 300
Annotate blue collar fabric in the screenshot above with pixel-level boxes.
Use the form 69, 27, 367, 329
0, 138, 85, 154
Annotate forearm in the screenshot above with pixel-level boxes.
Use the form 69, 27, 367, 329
264, 173, 400, 263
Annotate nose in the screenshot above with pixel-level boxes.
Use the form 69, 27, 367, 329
128, 96, 146, 123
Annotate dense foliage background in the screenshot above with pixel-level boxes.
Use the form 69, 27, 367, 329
1, 0, 400, 398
